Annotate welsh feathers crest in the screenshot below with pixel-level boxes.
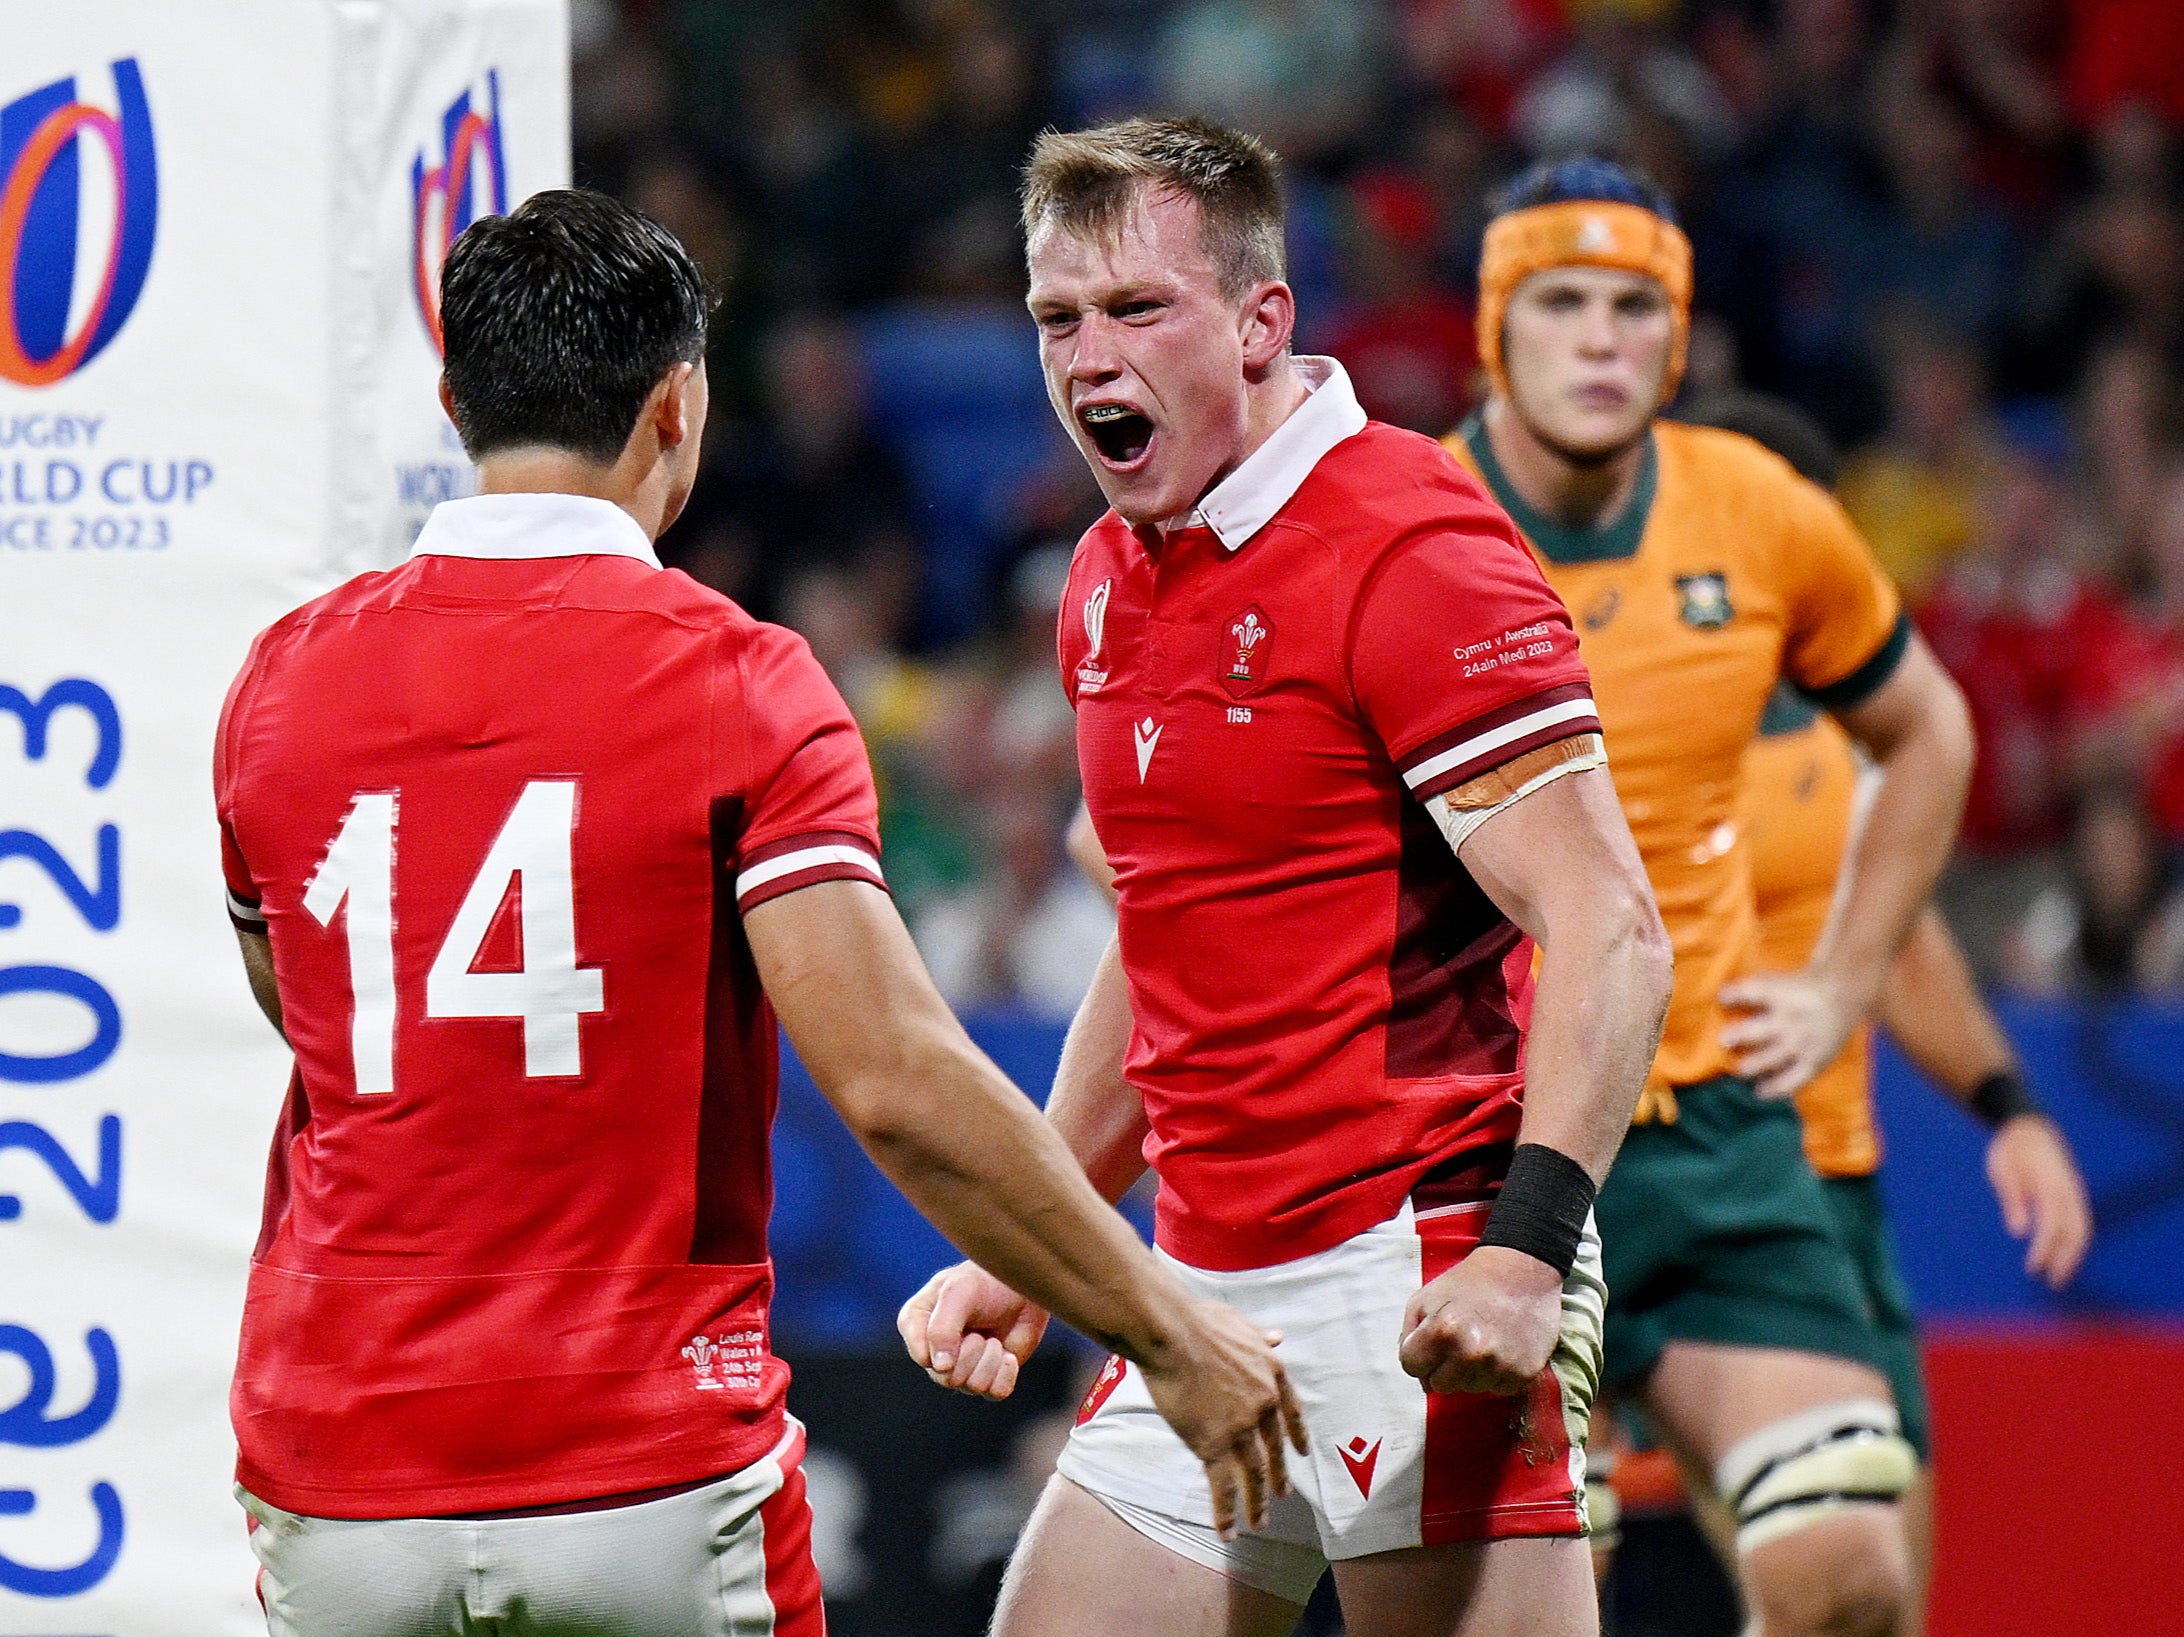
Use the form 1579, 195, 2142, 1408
1221, 604, 1274, 698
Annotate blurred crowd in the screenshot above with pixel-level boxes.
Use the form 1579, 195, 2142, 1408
571, 0, 2184, 1011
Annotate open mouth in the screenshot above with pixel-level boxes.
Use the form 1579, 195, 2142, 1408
1081, 402, 1155, 467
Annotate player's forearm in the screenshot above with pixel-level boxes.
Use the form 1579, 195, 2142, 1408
1825, 654, 1974, 1015
1874, 905, 2017, 1099
751, 884, 1181, 1366
845, 1018, 1185, 1365
1521, 875, 1671, 1183
1045, 931, 1151, 1201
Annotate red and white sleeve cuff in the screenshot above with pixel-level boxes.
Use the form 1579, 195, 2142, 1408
1396, 683, 1602, 800
734, 831, 886, 913
226, 886, 266, 929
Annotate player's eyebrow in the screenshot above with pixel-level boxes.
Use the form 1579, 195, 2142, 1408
1027, 278, 1174, 319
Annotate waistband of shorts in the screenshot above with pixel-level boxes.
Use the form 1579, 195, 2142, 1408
428, 1473, 730, 1520
1409, 1140, 1512, 1213
422, 1418, 805, 1520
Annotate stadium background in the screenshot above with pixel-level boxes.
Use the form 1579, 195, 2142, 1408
573, 1, 2184, 1630
3, 0, 2182, 1632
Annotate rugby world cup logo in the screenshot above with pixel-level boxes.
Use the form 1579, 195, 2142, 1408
1083, 579, 1111, 660
411, 69, 508, 356
0, 58, 158, 388
1076, 579, 1114, 693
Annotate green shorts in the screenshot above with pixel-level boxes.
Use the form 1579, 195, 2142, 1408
1819, 1172, 1931, 1460
1597, 1076, 1882, 1391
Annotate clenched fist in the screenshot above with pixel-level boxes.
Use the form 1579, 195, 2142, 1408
900, 1260, 1308, 1537
1399, 1245, 1564, 1396
899, 1262, 1050, 1401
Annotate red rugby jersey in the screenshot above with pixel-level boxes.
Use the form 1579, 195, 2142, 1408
1061, 361, 1598, 1271
214, 493, 883, 1518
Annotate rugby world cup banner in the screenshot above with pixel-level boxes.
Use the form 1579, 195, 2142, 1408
0, 5, 567, 1632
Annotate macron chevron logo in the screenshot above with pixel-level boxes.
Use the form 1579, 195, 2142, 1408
1339, 1435, 1382, 1498
1134, 716, 1162, 782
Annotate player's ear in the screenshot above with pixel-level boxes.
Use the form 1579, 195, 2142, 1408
436, 374, 459, 431
1240, 280, 1295, 374
651, 361, 698, 452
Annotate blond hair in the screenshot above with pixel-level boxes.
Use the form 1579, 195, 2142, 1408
1021, 117, 1286, 298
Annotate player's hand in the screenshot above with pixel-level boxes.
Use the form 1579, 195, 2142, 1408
1988, 1114, 2093, 1289
897, 1261, 1050, 1401
1136, 1297, 1307, 1540
1399, 1245, 1562, 1396
1719, 969, 1861, 1099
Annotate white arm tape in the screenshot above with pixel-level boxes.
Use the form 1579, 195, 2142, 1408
1426, 740, 1609, 857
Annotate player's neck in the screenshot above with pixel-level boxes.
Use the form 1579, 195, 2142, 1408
1481, 398, 1650, 533
1239, 353, 1312, 469
474, 448, 677, 539
1172, 356, 1311, 529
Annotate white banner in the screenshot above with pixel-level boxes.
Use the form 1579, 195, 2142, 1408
0, 5, 567, 1631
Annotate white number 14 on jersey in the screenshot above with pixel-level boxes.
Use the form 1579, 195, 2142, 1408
303, 780, 606, 1093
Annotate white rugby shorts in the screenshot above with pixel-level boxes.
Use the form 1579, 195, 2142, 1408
1058, 1200, 1605, 1604
239, 1420, 822, 1637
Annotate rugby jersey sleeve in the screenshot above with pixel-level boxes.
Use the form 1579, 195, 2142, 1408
213, 635, 267, 932
729, 622, 887, 915
1349, 523, 1600, 805
1779, 477, 1908, 711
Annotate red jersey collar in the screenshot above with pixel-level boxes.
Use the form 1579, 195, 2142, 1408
411, 492, 662, 567
1182, 356, 1367, 553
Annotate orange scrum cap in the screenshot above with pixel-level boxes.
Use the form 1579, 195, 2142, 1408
1475, 198, 1694, 405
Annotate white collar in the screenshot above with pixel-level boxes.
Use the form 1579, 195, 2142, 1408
1182, 356, 1367, 552
411, 492, 662, 566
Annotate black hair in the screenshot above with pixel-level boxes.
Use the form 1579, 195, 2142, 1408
1491, 156, 1679, 226
439, 188, 710, 464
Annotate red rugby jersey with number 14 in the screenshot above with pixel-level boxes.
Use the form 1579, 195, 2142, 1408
214, 493, 883, 1519
1061, 366, 1598, 1272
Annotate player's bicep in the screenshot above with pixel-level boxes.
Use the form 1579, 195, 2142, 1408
1449, 761, 1654, 949
234, 924, 284, 1039
744, 877, 963, 1128
1825, 633, 1965, 765
1424, 732, 1606, 857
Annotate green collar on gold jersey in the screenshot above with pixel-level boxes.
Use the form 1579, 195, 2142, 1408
1458, 412, 1658, 565
1757, 681, 1823, 737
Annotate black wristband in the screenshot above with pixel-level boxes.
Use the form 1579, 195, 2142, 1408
1477, 1144, 1597, 1278
1969, 1069, 2042, 1130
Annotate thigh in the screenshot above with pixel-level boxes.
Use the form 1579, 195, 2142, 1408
1600, 1080, 1882, 1387
1331, 1535, 1596, 1637
993, 1476, 1307, 1637
242, 1490, 469, 1637
505, 1437, 823, 1637
1641, 1340, 1896, 1468
1362, 1209, 1599, 1556
1821, 1174, 1932, 1460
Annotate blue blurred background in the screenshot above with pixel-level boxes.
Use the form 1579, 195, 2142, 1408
563, 1, 2184, 1628
772, 1005, 2184, 1345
